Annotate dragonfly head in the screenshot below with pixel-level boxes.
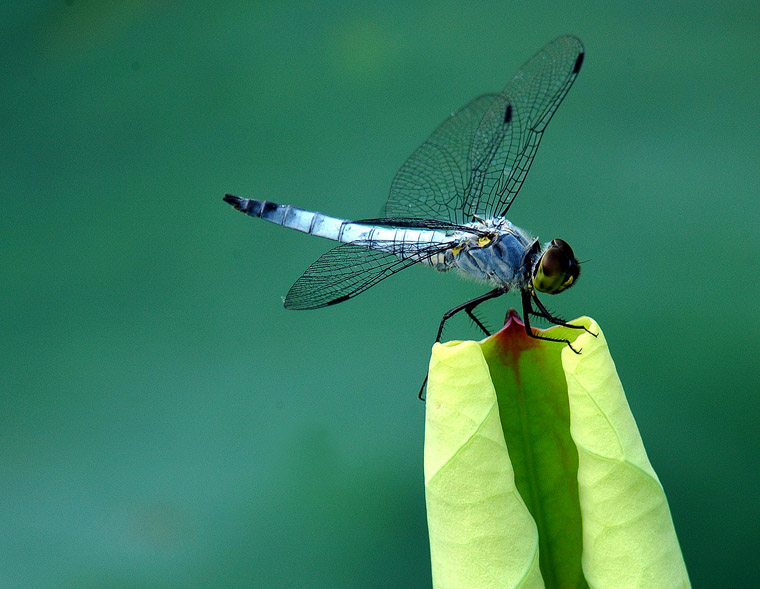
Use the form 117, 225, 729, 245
533, 239, 580, 295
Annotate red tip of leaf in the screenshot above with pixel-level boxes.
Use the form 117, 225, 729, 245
489, 309, 542, 367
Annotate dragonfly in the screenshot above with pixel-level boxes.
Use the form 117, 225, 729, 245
224, 35, 590, 379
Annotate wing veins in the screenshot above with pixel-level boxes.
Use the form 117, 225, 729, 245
284, 239, 454, 310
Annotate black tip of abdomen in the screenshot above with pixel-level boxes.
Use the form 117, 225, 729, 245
223, 194, 244, 210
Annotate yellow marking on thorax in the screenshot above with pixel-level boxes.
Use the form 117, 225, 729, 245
477, 234, 494, 247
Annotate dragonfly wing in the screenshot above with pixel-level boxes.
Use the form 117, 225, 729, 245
467, 35, 584, 219
284, 240, 452, 310
384, 94, 499, 223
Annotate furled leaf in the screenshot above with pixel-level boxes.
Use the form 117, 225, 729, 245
424, 313, 690, 588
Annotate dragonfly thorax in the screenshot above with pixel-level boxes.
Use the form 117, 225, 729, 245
449, 218, 537, 288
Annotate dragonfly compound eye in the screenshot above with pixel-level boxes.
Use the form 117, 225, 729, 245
533, 239, 581, 294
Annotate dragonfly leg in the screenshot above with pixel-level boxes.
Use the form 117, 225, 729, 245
521, 291, 582, 353
465, 308, 490, 338
435, 287, 508, 342
419, 287, 508, 401
531, 292, 597, 336
418, 378, 427, 401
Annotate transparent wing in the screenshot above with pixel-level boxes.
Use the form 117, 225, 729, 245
385, 35, 584, 224
469, 35, 584, 218
385, 94, 498, 223
284, 240, 453, 310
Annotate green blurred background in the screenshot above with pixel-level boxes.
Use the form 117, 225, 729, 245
2, 1, 759, 586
